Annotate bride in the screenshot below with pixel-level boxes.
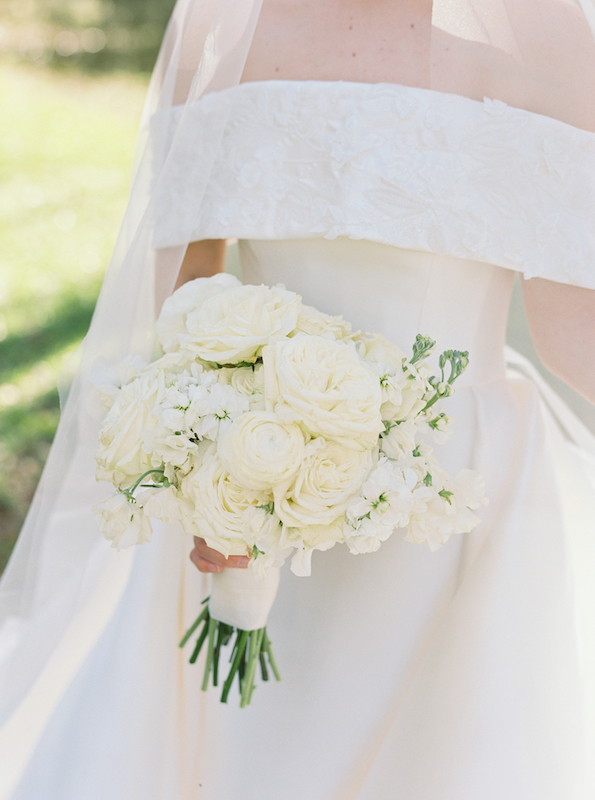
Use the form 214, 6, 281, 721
1, 0, 595, 798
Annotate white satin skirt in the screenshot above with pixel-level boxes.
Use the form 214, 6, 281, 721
1, 239, 595, 800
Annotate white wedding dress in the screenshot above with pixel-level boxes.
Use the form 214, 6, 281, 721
2, 80, 595, 800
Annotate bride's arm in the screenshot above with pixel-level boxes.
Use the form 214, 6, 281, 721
173, 238, 227, 290
521, 277, 595, 404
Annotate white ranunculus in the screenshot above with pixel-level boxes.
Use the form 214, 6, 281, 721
291, 304, 353, 341
93, 493, 153, 549
264, 334, 383, 450
156, 273, 241, 353
218, 411, 307, 491
95, 372, 163, 488
274, 439, 373, 529
179, 283, 301, 364
179, 443, 272, 557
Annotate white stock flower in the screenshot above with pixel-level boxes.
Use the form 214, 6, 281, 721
137, 485, 183, 523
179, 443, 270, 557
218, 411, 307, 491
344, 458, 425, 553
156, 273, 241, 353
93, 493, 153, 549
264, 334, 383, 450
274, 439, 373, 529
179, 283, 301, 364
149, 368, 249, 462
242, 506, 288, 577
395, 361, 433, 420
291, 304, 353, 341
406, 495, 458, 551
405, 469, 486, 550
380, 418, 418, 460
288, 519, 346, 577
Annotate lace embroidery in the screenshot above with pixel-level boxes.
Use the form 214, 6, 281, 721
151, 81, 595, 289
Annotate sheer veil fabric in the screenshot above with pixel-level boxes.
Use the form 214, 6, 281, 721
1, 0, 595, 795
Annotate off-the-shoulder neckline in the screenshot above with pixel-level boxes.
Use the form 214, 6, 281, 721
212, 78, 592, 137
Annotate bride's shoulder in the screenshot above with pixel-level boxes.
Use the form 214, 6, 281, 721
433, 0, 595, 131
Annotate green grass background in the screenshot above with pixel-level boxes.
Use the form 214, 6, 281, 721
0, 0, 174, 571
1, 0, 593, 574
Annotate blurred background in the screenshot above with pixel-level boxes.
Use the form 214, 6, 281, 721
1, 0, 594, 574
0, 0, 176, 571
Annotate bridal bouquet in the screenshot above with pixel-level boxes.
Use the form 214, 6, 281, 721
93, 273, 486, 707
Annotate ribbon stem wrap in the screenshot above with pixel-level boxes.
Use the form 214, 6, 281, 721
209, 566, 280, 631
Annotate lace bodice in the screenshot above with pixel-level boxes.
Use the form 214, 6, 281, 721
151, 80, 595, 289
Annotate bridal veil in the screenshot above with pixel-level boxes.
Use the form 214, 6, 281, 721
1, 0, 595, 794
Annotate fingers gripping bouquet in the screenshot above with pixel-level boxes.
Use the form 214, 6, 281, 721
93, 274, 486, 707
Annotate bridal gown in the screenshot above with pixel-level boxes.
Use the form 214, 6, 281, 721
2, 80, 595, 800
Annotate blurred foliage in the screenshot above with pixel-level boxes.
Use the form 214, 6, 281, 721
0, 0, 177, 73
0, 63, 147, 570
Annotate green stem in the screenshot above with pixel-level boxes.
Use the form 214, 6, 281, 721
247, 628, 266, 706
201, 617, 218, 691
259, 651, 269, 682
178, 605, 209, 649
221, 630, 249, 704
213, 623, 226, 687
263, 629, 281, 682
240, 628, 260, 708
189, 620, 209, 664
126, 468, 167, 497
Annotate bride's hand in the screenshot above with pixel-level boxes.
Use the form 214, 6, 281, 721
190, 537, 250, 573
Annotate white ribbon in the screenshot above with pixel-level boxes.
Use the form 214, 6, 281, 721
208, 566, 280, 630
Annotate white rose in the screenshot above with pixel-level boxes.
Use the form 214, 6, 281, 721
218, 411, 307, 491
92, 493, 153, 549
274, 439, 373, 529
354, 331, 406, 370
228, 363, 265, 409
264, 335, 383, 450
180, 283, 301, 364
95, 372, 163, 488
156, 273, 241, 353
179, 444, 271, 557
291, 304, 353, 341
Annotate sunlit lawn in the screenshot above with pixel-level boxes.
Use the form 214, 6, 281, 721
0, 62, 147, 571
